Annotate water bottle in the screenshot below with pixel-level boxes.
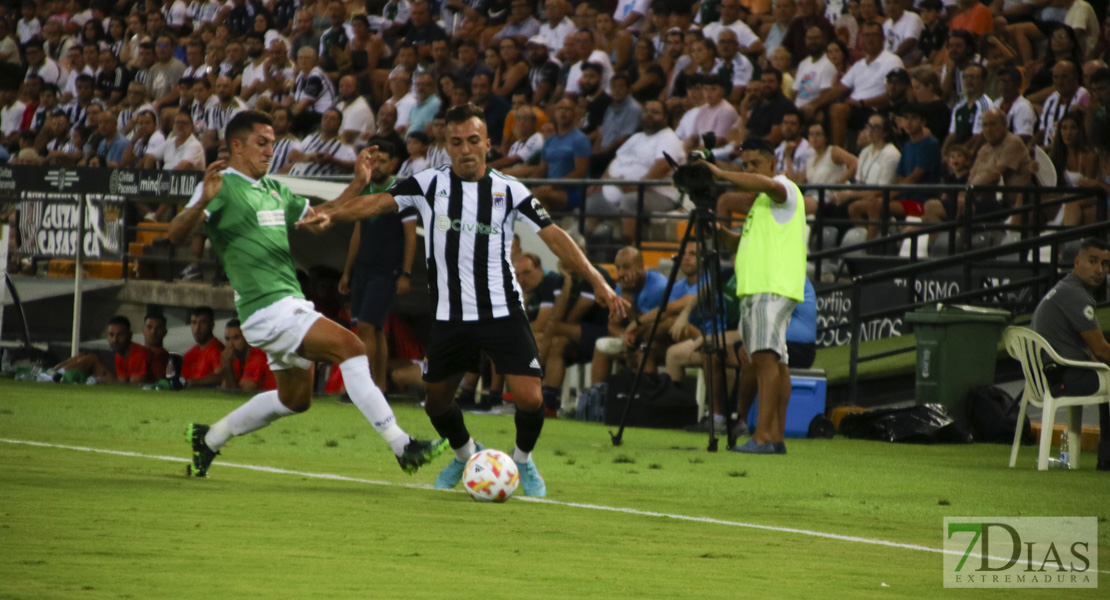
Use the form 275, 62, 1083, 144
1057, 428, 1071, 469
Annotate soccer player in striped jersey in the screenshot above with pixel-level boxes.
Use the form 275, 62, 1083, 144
169, 110, 449, 478
299, 104, 629, 497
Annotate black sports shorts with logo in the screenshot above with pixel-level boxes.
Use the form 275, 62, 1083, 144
422, 312, 543, 382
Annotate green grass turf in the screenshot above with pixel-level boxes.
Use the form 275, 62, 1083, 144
1, 380, 1108, 599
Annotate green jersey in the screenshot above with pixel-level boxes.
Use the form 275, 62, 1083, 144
188, 169, 309, 322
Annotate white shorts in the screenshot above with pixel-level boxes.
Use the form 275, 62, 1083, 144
739, 293, 797, 365
240, 296, 323, 371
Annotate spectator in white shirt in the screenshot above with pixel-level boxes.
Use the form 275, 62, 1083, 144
24, 40, 65, 87
775, 110, 816, 180
794, 26, 838, 118
538, 0, 577, 60
990, 66, 1036, 143
584, 100, 684, 240
334, 74, 376, 146
882, 0, 924, 63
826, 21, 905, 147
703, 0, 764, 55
17, 4, 41, 44
564, 30, 614, 96
613, 0, 650, 34
383, 67, 417, 136
162, 111, 206, 170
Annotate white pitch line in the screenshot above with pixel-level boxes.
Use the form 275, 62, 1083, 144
2, 437, 1106, 573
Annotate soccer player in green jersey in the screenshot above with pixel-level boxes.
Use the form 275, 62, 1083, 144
168, 110, 448, 477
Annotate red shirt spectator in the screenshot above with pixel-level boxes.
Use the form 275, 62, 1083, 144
232, 347, 277, 391
115, 342, 156, 384
183, 338, 225, 381
149, 346, 169, 380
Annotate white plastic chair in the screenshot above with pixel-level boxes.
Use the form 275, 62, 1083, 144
1002, 326, 1110, 470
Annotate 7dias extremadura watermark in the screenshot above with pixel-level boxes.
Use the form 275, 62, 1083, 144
943, 517, 1098, 588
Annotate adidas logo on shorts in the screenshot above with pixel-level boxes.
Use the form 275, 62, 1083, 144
528, 358, 540, 369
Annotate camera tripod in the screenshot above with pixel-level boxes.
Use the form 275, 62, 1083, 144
608, 200, 740, 451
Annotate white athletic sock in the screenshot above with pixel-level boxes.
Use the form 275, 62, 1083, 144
455, 438, 477, 462
339, 355, 409, 455
512, 446, 530, 464
205, 390, 294, 451
712, 414, 724, 424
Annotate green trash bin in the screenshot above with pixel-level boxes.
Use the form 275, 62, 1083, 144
904, 304, 1010, 426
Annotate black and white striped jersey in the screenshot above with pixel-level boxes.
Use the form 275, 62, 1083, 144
389, 166, 555, 322
292, 67, 335, 114
268, 135, 301, 174
203, 97, 246, 141
287, 133, 356, 176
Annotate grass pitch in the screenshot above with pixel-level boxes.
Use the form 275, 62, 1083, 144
1, 380, 1107, 599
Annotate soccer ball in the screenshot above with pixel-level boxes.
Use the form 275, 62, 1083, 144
462, 449, 519, 502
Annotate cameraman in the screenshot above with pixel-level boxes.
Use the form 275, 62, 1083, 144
583, 100, 685, 242
697, 137, 808, 455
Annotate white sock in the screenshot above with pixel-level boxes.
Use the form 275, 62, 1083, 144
205, 390, 294, 451
713, 414, 724, 424
455, 438, 476, 462
512, 446, 530, 464
339, 355, 409, 455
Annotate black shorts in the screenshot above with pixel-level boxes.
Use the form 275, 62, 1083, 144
350, 270, 396, 330
422, 312, 542, 382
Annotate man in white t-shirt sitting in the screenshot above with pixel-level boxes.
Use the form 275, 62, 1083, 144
564, 30, 614, 96
702, 0, 764, 55
490, 106, 544, 169
826, 21, 905, 148
334, 75, 376, 146
774, 109, 815, 182
882, 0, 924, 63
161, 110, 206, 170
990, 65, 1036, 143
583, 100, 684, 241
793, 25, 837, 119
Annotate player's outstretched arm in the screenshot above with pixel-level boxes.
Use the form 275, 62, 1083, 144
297, 192, 399, 228
697, 160, 787, 203
168, 161, 225, 244
538, 225, 629, 319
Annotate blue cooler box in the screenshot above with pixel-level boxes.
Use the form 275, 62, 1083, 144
746, 369, 828, 438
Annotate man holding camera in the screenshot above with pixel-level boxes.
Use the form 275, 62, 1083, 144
698, 137, 807, 455
582, 100, 684, 242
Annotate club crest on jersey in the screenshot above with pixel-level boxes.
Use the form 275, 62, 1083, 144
270, 190, 282, 202
493, 192, 504, 208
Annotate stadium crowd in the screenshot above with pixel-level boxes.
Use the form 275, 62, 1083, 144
2, 0, 1109, 423
0, 0, 1107, 226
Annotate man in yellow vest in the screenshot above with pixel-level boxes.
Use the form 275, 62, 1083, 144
699, 137, 808, 454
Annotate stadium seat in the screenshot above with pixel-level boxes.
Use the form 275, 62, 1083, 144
898, 216, 928, 258
560, 363, 587, 412
1002, 327, 1110, 470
